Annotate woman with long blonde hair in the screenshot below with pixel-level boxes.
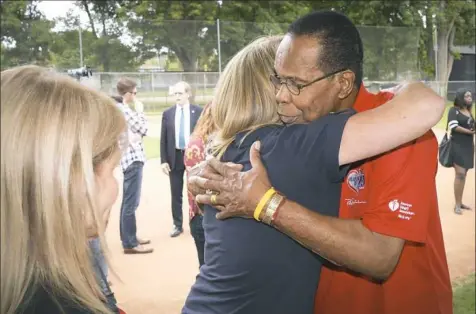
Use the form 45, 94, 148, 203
1, 65, 126, 314
182, 33, 444, 313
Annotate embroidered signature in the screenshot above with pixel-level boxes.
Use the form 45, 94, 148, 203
345, 198, 367, 206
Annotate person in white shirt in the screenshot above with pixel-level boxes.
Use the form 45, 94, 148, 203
160, 81, 203, 237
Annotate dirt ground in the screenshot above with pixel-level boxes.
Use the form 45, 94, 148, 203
105, 128, 475, 314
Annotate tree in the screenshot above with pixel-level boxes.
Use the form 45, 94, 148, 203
121, 1, 311, 72
75, 0, 143, 71
121, 1, 220, 72
431, 0, 475, 95
0, 0, 55, 68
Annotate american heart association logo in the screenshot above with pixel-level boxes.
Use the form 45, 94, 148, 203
347, 169, 365, 194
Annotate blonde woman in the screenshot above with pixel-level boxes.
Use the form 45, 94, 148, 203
182, 34, 444, 313
1, 65, 126, 314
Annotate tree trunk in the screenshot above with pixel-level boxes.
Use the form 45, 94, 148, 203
435, 0, 457, 98
425, 9, 435, 79
436, 28, 449, 97
446, 27, 455, 82
81, 0, 97, 38
100, 15, 110, 72
173, 47, 198, 72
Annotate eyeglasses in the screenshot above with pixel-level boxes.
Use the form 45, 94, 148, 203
270, 68, 347, 96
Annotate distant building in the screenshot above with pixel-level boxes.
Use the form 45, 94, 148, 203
448, 45, 475, 99
138, 65, 165, 73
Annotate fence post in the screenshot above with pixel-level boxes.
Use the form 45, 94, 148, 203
217, 19, 222, 74
151, 73, 154, 92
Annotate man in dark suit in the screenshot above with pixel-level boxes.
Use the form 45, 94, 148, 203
160, 81, 203, 237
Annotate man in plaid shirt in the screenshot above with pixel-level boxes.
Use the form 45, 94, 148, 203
115, 78, 153, 254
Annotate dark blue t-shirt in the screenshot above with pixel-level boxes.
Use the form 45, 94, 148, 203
182, 110, 354, 314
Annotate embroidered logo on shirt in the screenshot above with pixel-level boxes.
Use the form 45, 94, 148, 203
388, 199, 400, 211
389, 199, 415, 220
345, 198, 367, 206
347, 169, 365, 194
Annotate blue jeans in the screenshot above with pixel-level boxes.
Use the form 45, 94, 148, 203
120, 161, 144, 249
89, 237, 119, 313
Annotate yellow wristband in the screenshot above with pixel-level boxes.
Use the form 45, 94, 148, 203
253, 187, 276, 221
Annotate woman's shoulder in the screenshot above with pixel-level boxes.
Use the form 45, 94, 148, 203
18, 284, 94, 314
449, 106, 459, 115
270, 111, 352, 145
222, 125, 282, 165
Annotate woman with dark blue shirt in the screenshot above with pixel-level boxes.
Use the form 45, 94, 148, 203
183, 36, 444, 314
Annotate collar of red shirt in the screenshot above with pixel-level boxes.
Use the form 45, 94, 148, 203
353, 85, 394, 112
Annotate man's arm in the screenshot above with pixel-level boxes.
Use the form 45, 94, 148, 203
270, 204, 404, 280
192, 133, 436, 281
124, 107, 148, 136
277, 134, 436, 280
338, 82, 444, 165
160, 113, 168, 165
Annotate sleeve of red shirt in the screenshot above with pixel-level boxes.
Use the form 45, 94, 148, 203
361, 131, 438, 243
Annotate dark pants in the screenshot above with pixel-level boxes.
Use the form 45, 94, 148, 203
120, 161, 143, 249
170, 149, 185, 229
190, 215, 205, 267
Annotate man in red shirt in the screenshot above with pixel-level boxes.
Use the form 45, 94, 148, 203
314, 86, 452, 314
188, 10, 452, 314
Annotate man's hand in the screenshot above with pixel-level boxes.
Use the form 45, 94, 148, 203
134, 100, 144, 113
192, 141, 272, 220
187, 160, 226, 197
161, 163, 171, 175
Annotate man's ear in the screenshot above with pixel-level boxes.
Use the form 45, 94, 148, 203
338, 71, 355, 99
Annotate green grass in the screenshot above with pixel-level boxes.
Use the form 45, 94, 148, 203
453, 273, 475, 314
139, 88, 215, 98
143, 136, 160, 160
436, 103, 453, 130
142, 101, 207, 114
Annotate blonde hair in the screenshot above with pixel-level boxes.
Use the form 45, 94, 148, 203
212, 35, 283, 157
1, 65, 126, 314
191, 102, 216, 142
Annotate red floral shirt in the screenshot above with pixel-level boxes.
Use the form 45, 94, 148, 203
184, 136, 207, 221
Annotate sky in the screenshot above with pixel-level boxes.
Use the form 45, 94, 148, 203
38, 1, 89, 28
37, 0, 136, 46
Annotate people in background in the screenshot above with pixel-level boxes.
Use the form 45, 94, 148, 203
184, 102, 216, 267
115, 78, 153, 254
160, 81, 203, 237
1, 65, 126, 314
448, 88, 475, 214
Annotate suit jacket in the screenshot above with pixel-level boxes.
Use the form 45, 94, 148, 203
160, 104, 203, 170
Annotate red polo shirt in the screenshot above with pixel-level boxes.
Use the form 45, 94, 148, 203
314, 86, 453, 314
